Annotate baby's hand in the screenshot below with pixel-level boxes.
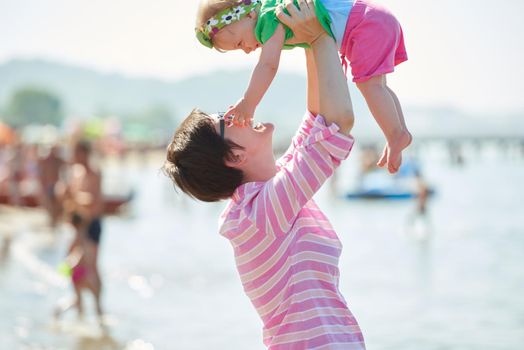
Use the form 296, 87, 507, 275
225, 98, 256, 127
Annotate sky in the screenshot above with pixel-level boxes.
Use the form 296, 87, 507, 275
1, 0, 524, 115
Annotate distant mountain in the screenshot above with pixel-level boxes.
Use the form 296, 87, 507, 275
0, 59, 522, 142
0, 59, 302, 140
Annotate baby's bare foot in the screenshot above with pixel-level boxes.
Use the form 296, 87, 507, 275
377, 130, 412, 174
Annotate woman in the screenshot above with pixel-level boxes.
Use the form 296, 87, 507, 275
163, 1, 365, 348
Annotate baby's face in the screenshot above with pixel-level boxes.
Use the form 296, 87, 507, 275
213, 12, 260, 54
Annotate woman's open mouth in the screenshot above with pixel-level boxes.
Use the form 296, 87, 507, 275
253, 121, 264, 130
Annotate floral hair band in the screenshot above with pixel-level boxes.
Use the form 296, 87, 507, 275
196, 0, 261, 49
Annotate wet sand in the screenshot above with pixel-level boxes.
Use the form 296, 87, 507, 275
0, 205, 125, 350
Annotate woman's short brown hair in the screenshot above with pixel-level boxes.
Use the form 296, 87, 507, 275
162, 108, 244, 202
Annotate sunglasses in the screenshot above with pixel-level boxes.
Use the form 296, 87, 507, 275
216, 112, 233, 140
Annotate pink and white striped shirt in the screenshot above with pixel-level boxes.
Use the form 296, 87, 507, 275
219, 112, 365, 349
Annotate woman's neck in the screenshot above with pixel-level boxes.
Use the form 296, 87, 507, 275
241, 154, 277, 183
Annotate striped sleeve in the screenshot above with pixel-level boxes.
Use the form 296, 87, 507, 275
255, 114, 354, 237
276, 111, 316, 169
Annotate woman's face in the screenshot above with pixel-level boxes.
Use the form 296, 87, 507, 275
212, 115, 274, 159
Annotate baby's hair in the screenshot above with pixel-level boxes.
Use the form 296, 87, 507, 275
196, 0, 239, 48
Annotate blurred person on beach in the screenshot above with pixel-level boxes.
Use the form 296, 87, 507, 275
54, 207, 103, 322
196, 0, 411, 173
0, 145, 7, 199
412, 169, 430, 222
164, 2, 365, 348
360, 144, 380, 175
5, 143, 24, 206
38, 144, 65, 230
357, 144, 379, 186
55, 140, 104, 322
406, 168, 431, 238
0, 145, 14, 262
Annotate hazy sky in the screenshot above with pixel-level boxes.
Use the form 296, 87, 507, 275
1, 0, 523, 114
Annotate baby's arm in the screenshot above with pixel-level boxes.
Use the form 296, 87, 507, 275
226, 24, 285, 126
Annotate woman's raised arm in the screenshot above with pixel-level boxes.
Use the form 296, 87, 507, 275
305, 48, 319, 115
277, 0, 354, 134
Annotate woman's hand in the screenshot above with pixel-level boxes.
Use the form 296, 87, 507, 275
276, 0, 326, 45
278, 1, 353, 134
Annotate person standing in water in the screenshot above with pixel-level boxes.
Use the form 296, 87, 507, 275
56, 140, 104, 322
164, 2, 365, 348
54, 209, 99, 321
38, 144, 65, 230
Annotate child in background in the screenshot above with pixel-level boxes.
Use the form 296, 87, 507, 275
54, 198, 104, 324
195, 0, 411, 173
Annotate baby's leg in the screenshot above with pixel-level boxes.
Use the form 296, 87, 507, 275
356, 75, 411, 173
386, 85, 409, 135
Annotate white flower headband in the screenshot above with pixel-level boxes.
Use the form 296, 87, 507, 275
196, 0, 261, 48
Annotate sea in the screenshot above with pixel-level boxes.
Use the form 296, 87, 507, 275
1, 141, 523, 350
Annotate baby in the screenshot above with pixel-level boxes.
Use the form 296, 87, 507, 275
195, 0, 411, 173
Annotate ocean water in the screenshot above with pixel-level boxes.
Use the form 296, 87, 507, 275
1, 143, 524, 350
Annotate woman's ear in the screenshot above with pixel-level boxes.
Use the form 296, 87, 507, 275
225, 149, 247, 168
